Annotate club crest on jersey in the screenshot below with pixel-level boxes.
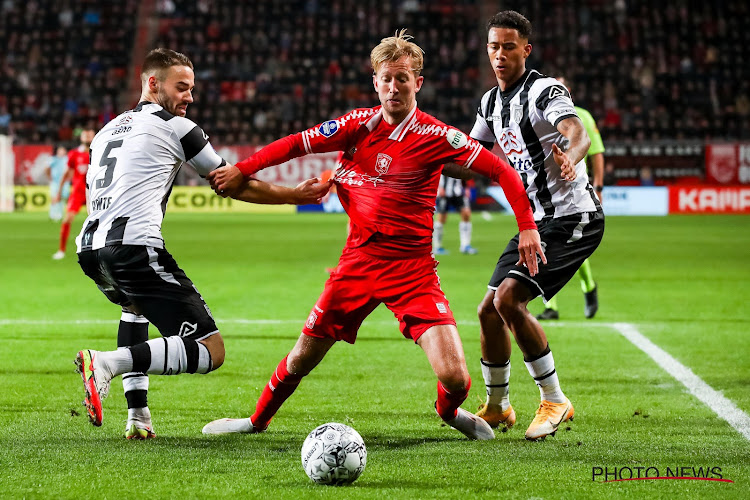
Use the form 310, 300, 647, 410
375, 153, 392, 175
446, 129, 468, 149
511, 104, 523, 124
306, 311, 318, 330
319, 120, 339, 137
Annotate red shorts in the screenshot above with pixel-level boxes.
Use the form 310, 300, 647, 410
302, 247, 456, 343
66, 187, 86, 214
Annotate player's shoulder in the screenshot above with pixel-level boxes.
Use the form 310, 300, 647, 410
530, 72, 573, 110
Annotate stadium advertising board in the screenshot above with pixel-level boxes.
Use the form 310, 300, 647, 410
602, 187, 669, 216
705, 142, 750, 184
669, 186, 750, 214
13, 185, 293, 213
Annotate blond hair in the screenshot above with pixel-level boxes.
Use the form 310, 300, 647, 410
370, 29, 424, 76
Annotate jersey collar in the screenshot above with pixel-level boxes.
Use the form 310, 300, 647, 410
364, 104, 418, 142
498, 69, 534, 102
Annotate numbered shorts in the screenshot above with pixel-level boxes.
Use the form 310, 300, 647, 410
302, 247, 456, 343
66, 186, 86, 214
488, 210, 605, 300
78, 245, 218, 340
436, 195, 470, 214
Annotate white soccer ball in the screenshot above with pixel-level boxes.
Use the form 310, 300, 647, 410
301, 422, 367, 485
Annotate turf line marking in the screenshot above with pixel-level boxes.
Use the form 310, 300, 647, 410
613, 322, 750, 442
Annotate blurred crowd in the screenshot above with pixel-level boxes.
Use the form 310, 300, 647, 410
1, 0, 748, 145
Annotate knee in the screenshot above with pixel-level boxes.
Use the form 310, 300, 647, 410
493, 290, 521, 324
440, 367, 471, 394
477, 294, 498, 321
204, 334, 225, 371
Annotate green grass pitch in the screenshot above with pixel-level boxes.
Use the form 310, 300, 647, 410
1, 212, 748, 499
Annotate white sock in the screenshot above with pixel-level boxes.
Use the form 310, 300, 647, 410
433, 221, 444, 250
128, 407, 152, 425
480, 358, 511, 411
524, 349, 566, 403
142, 336, 212, 375
122, 369, 149, 393
97, 348, 134, 378
459, 221, 472, 248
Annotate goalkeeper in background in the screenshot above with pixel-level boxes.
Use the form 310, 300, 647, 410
536, 76, 604, 320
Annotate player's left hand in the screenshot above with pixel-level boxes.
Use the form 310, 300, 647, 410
552, 144, 576, 182
293, 178, 333, 205
208, 165, 245, 197
516, 229, 546, 276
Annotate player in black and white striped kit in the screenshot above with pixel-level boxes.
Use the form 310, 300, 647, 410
433, 173, 477, 255
73, 49, 330, 438
469, 12, 605, 440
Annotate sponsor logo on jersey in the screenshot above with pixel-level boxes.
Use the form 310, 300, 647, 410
499, 130, 524, 156
116, 115, 132, 126
319, 120, 339, 137
446, 129, 468, 149
178, 321, 198, 337
435, 302, 447, 314
375, 153, 392, 175
512, 104, 523, 124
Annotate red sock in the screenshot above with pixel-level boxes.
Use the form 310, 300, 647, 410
59, 222, 71, 252
250, 355, 303, 429
435, 379, 471, 421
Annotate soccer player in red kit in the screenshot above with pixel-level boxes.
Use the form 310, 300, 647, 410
202, 31, 546, 440
52, 126, 95, 260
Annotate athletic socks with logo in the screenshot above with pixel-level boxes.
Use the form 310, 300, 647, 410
251, 354, 303, 429
524, 346, 566, 403
98, 335, 213, 377
118, 312, 149, 409
480, 358, 511, 411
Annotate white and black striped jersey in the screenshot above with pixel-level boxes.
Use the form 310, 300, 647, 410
438, 174, 465, 198
75, 101, 225, 252
470, 69, 599, 221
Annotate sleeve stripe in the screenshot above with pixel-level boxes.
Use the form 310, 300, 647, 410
180, 125, 209, 162
302, 131, 312, 154
188, 144, 224, 177
465, 144, 482, 169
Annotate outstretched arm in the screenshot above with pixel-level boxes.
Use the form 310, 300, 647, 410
231, 177, 333, 205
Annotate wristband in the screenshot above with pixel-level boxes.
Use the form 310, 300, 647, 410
595, 185, 603, 192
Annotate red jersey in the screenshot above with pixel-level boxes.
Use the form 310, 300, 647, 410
67, 147, 90, 196
238, 106, 535, 256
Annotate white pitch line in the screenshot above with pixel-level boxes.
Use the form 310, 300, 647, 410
613, 322, 750, 442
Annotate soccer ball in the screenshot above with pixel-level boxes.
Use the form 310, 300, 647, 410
301, 422, 367, 485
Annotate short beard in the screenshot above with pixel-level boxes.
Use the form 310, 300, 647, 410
156, 87, 176, 115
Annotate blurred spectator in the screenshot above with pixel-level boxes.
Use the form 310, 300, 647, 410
639, 166, 655, 186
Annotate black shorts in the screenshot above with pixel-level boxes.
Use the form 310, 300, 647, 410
78, 245, 218, 340
488, 211, 605, 300
436, 195, 470, 214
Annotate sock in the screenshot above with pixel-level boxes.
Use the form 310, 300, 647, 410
480, 358, 511, 411
459, 221, 472, 249
118, 312, 149, 410
578, 259, 596, 293
59, 221, 71, 252
433, 221, 444, 249
251, 355, 303, 429
524, 345, 566, 403
543, 296, 559, 311
127, 407, 152, 426
435, 379, 470, 421
129, 336, 212, 375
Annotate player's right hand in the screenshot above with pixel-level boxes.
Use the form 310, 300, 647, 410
208, 165, 245, 197
516, 229, 546, 276
294, 178, 333, 205
51, 194, 60, 204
